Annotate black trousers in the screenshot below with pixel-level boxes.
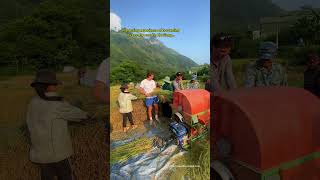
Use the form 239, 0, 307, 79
162, 102, 172, 118
39, 158, 73, 180
122, 112, 134, 127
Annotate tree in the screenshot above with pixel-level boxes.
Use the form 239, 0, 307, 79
0, 0, 108, 72
197, 65, 209, 76
110, 61, 145, 84
292, 8, 320, 46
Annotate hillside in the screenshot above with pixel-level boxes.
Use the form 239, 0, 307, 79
0, 0, 44, 28
272, 0, 320, 10
212, 0, 283, 33
0, 0, 108, 71
110, 31, 198, 77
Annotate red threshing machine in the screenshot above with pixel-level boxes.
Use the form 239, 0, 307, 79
211, 87, 320, 180
154, 89, 210, 150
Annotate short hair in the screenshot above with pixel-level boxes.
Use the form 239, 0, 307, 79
147, 71, 154, 78
176, 72, 183, 77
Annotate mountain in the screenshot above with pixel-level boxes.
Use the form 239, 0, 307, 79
272, 0, 320, 10
110, 31, 198, 76
212, 0, 283, 33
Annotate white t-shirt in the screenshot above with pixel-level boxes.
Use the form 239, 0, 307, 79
140, 79, 156, 94
96, 58, 109, 85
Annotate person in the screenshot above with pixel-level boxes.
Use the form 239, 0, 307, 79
211, 33, 237, 92
94, 58, 109, 103
161, 76, 173, 117
187, 75, 200, 89
245, 42, 288, 87
77, 67, 86, 85
118, 84, 138, 132
162, 76, 173, 91
304, 53, 320, 97
173, 72, 185, 91
26, 69, 88, 180
139, 71, 160, 126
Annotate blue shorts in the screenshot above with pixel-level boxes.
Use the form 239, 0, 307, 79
145, 96, 159, 107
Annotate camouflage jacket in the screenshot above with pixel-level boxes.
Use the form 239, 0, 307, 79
245, 62, 288, 87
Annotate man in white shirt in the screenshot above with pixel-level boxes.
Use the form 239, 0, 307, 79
139, 71, 160, 126
94, 58, 109, 104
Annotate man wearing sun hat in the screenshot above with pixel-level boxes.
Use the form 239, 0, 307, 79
245, 41, 288, 87
27, 69, 88, 180
162, 76, 173, 91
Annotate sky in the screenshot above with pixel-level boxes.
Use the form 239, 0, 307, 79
110, 0, 210, 65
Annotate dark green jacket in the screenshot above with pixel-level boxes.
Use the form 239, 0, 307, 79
162, 83, 173, 91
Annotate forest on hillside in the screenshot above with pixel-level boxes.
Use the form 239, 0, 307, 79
0, 0, 108, 74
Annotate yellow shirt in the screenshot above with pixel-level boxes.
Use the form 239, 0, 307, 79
118, 92, 137, 113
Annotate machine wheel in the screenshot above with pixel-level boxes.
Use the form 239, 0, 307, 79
211, 161, 235, 180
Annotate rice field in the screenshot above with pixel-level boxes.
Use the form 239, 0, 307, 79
0, 72, 109, 180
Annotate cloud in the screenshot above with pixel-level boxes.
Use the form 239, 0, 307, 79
110, 12, 121, 32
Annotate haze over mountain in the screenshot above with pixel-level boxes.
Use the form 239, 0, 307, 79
272, 0, 320, 10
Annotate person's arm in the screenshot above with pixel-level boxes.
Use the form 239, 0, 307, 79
139, 87, 147, 96
139, 82, 150, 96
130, 94, 138, 100
244, 64, 256, 88
225, 58, 237, 90
57, 102, 89, 122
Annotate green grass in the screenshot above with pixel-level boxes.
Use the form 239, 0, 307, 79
169, 140, 210, 180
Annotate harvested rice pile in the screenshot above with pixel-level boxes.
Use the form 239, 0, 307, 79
110, 137, 153, 164
2, 118, 109, 180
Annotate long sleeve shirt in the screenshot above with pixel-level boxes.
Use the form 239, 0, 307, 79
26, 92, 88, 163
211, 55, 237, 91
